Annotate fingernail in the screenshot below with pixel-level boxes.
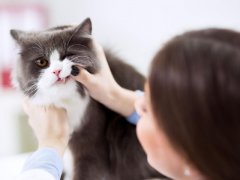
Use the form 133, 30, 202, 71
71, 65, 80, 76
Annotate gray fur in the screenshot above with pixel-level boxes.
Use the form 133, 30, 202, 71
11, 18, 165, 180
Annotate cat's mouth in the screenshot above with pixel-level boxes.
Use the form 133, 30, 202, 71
55, 76, 70, 84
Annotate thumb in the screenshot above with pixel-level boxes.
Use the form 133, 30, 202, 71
22, 99, 33, 115
71, 66, 94, 86
22, 100, 30, 115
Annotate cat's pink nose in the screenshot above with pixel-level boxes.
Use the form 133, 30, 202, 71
53, 69, 61, 76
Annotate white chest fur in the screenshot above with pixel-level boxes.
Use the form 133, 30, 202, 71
30, 75, 90, 131
57, 92, 90, 180
55, 92, 90, 131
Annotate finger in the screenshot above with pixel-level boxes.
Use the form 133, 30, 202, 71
22, 99, 31, 115
71, 66, 94, 85
50, 105, 67, 118
91, 39, 108, 63
134, 96, 145, 117
91, 38, 103, 53
27, 117, 35, 129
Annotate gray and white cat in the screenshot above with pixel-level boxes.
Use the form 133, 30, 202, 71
10, 18, 165, 180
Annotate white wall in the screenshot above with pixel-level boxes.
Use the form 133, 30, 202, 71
1, 0, 240, 157
43, 0, 240, 74
4, 0, 240, 74
0, 90, 22, 157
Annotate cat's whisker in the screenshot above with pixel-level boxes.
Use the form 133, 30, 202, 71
24, 47, 44, 56
23, 80, 38, 96
68, 44, 88, 50
66, 33, 74, 47
60, 36, 68, 50
33, 39, 44, 51
70, 55, 90, 61
24, 84, 37, 94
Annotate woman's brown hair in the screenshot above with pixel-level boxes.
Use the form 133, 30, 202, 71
149, 28, 240, 179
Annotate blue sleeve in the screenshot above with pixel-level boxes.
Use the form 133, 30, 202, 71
126, 90, 144, 125
127, 111, 140, 125
22, 148, 63, 180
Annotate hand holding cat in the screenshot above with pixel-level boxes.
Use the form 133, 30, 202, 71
71, 39, 138, 117
23, 101, 70, 156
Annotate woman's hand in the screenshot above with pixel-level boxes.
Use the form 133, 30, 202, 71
23, 101, 70, 156
71, 39, 138, 117
71, 39, 120, 105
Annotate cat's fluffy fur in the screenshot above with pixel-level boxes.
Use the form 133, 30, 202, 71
10, 18, 164, 180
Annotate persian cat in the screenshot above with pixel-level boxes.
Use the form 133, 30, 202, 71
10, 18, 164, 180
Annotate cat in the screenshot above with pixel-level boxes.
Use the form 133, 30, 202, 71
10, 18, 165, 180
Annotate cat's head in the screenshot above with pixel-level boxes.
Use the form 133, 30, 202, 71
10, 18, 98, 105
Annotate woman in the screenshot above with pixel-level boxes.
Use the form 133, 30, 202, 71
21, 28, 240, 179
72, 28, 240, 179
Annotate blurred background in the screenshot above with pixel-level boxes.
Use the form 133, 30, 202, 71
0, 0, 240, 178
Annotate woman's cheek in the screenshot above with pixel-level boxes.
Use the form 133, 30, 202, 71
136, 116, 153, 155
136, 118, 144, 147
136, 116, 164, 168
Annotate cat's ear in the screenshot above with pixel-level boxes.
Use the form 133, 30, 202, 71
10, 29, 28, 44
75, 18, 92, 35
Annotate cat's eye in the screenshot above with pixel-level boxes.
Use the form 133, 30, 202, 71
35, 59, 49, 68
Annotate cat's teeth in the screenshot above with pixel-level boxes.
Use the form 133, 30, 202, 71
55, 77, 69, 84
